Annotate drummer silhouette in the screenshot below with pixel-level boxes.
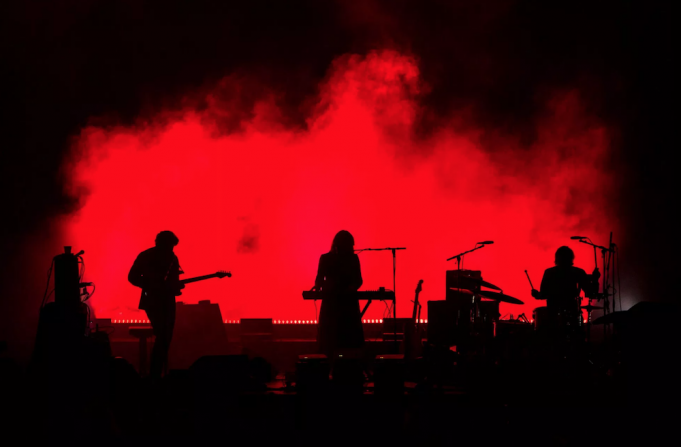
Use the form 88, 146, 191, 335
532, 246, 600, 316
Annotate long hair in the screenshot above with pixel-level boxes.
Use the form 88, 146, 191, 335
554, 246, 575, 266
330, 230, 355, 254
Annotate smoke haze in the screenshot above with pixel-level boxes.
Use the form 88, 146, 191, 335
0, 0, 674, 360
63, 51, 616, 321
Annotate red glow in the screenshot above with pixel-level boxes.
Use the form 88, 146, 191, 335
63, 51, 615, 322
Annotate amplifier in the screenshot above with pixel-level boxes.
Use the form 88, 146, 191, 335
169, 301, 228, 369
446, 269, 481, 288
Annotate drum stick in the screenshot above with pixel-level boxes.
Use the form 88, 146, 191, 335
524, 270, 535, 290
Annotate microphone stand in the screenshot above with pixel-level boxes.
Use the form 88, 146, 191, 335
446, 244, 486, 266
355, 247, 406, 352
576, 237, 615, 340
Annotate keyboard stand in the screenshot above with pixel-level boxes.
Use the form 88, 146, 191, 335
360, 299, 373, 318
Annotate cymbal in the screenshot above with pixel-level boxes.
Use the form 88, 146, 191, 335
448, 288, 474, 295
448, 277, 502, 291
477, 290, 524, 305
478, 279, 502, 291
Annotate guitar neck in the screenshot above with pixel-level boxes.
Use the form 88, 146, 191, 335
412, 291, 421, 323
411, 281, 423, 324
180, 274, 219, 285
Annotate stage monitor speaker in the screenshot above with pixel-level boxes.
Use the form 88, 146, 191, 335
374, 354, 405, 394
168, 301, 228, 369
33, 301, 88, 362
190, 355, 250, 391
332, 357, 364, 392
296, 354, 329, 392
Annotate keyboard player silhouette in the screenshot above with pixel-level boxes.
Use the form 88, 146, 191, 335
312, 230, 364, 358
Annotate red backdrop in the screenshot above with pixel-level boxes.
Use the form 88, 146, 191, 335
62, 51, 616, 322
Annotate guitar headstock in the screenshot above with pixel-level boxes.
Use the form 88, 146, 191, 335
216, 270, 232, 278
415, 279, 423, 294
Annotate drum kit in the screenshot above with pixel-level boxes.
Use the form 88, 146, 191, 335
446, 269, 602, 342
438, 238, 618, 349
444, 270, 525, 345
447, 270, 523, 309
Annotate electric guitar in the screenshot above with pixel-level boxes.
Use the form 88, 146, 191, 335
144, 270, 232, 298
175, 270, 231, 295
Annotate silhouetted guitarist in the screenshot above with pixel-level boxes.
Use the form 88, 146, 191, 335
128, 231, 184, 381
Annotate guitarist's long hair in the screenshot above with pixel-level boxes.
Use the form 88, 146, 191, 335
330, 230, 354, 255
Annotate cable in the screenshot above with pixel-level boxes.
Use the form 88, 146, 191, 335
383, 300, 391, 319
82, 284, 96, 302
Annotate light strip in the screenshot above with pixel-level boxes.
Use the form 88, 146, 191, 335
110, 319, 424, 324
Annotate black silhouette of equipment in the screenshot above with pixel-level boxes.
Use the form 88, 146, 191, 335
169, 301, 229, 369
302, 289, 396, 318
475, 290, 524, 305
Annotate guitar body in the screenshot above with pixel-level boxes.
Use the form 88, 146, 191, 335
174, 282, 186, 296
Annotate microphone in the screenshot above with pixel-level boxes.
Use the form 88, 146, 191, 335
570, 236, 586, 240
477, 241, 494, 245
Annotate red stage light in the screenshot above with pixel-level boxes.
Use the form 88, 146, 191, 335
64, 51, 616, 323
